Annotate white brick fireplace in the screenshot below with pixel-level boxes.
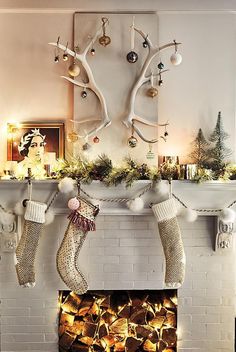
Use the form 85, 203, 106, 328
0, 180, 235, 352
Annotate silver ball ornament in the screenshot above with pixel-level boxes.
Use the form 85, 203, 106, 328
128, 136, 138, 148
170, 52, 182, 66
126, 51, 138, 63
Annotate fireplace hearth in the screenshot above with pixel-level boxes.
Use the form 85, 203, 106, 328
58, 290, 177, 352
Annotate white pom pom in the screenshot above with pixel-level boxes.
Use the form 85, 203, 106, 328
127, 197, 144, 212
58, 177, 75, 193
153, 181, 169, 196
179, 208, 198, 222
44, 210, 55, 226
219, 208, 236, 223
14, 202, 25, 216
0, 210, 15, 225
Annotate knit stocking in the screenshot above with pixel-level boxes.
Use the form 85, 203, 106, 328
152, 198, 186, 288
15, 200, 47, 287
56, 197, 99, 294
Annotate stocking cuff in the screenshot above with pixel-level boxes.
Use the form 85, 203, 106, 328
152, 198, 177, 222
24, 201, 47, 223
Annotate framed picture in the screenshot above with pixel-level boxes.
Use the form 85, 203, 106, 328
7, 122, 64, 162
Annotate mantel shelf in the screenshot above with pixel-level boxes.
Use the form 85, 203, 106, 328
0, 180, 235, 215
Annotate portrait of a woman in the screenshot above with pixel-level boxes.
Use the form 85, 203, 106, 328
18, 129, 46, 167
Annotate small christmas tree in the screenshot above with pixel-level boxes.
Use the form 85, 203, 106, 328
189, 128, 209, 167
208, 111, 231, 170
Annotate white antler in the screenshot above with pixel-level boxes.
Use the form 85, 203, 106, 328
123, 27, 181, 144
49, 25, 111, 139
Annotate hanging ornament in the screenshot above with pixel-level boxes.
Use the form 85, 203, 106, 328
127, 197, 144, 212
126, 16, 138, 63
68, 197, 81, 211
93, 136, 100, 143
164, 125, 168, 137
63, 42, 69, 61
146, 143, 155, 160
99, 17, 111, 47
68, 52, 80, 77
157, 61, 164, 70
81, 89, 87, 98
82, 142, 91, 151
170, 40, 182, 66
158, 71, 163, 86
142, 35, 148, 48
67, 131, 79, 143
128, 135, 138, 148
90, 48, 95, 56
54, 36, 60, 63
147, 73, 158, 97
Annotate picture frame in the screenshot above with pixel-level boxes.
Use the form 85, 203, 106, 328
7, 122, 64, 162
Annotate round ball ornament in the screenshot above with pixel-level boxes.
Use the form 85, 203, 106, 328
158, 61, 164, 70
170, 52, 182, 66
126, 51, 138, 63
82, 142, 91, 151
63, 53, 69, 61
90, 48, 95, 56
99, 35, 111, 47
142, 40, 148, 48
128, 135, 138, 148
147, 87, 158, 98
93, 136, 100, 143
68, 62, 80, 77
54, 55, 59, 63
81, 90, 87, 98
67, 131, 79, 143
68, 197, 80, 210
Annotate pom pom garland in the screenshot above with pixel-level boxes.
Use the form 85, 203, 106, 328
44, 210, 55, 226
58, 177, 75, 194
153, 181, 169, 197
219, 208, 236, 223
179, 207, 198, 222
14, 202, 25, 216
68, 197, 80, 210
127, 197, 144, 212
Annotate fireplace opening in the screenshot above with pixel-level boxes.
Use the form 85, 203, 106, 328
58, 290, 177, 352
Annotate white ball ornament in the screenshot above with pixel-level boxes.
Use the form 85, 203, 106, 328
153, 181, 169, 197
170, 52, 182, 66
127, 197, 144, 212
58, 177, 75, 194
179, 207, 198, 222
44, 210, 55, 226
68, 197, 80, 210
219, 208, 236, 223
14, 202, 25, 216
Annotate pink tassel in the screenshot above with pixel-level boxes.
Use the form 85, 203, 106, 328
68, 211, 96, 231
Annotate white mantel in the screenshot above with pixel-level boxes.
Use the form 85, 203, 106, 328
0, 179, 235, 215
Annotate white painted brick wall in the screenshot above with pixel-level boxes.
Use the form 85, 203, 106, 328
0, 215, 235, 351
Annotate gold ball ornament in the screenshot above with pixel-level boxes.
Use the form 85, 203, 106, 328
128, 136, 138, 148
147, 87, 158, 98
68, 62, 80, 77
99, 35, 111, 47
67, 131, 79, 143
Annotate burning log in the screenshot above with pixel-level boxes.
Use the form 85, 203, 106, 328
66, 320, 84, 335
163, 298, 177, 309
59, 331, 77, 350
143, 339, 156, 352
79, 336, 94, 346
61, 292, 82, 314
148, 330, 159, 344
149, 315, 165, 329
114, 340, 126, 351
129, 292, 148, 306
125, 336, 142, 352
71, 342, 89, 352
165, 310, 177, 328
118, 305, 131, 319
82, 321, 97, 338
161, 327, 177, 346
102, 311, 117, 325
158, 339, 168, 352
77, 296, 95, 316
130, 307, 147, 325
60, 311, 75, 326
135, 325, 153, 338
102, 334, 117, 347
99, 323, 109, 339
110, 318, 128, 335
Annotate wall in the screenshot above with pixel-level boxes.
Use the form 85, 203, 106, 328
0, 6, 235, 166
1, 212, 235, 352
